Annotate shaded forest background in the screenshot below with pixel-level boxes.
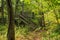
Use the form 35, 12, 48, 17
0, 0, 60, 40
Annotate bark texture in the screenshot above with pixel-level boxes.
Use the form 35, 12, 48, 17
6, 0, 15, 40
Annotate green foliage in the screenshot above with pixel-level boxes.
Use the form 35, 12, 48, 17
0, 0, 60, 40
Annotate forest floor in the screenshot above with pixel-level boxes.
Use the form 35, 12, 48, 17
0, 25, 60, 40
15, 30, 60, 40
16, 31, 43, 40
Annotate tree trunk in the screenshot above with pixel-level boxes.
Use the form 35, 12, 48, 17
39, 12, 45, 27
6, 0, 15, 40
41, 12, 45, 27
15, 0, 19, 16
54, 9, 59, 25
1, 0, 4, 25
37, 1, 45, 28
21, 1, 24, 15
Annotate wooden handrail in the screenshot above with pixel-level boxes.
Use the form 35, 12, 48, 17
19, 15, 36, 25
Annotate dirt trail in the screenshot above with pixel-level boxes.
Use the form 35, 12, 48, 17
16, 31, 44, 40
